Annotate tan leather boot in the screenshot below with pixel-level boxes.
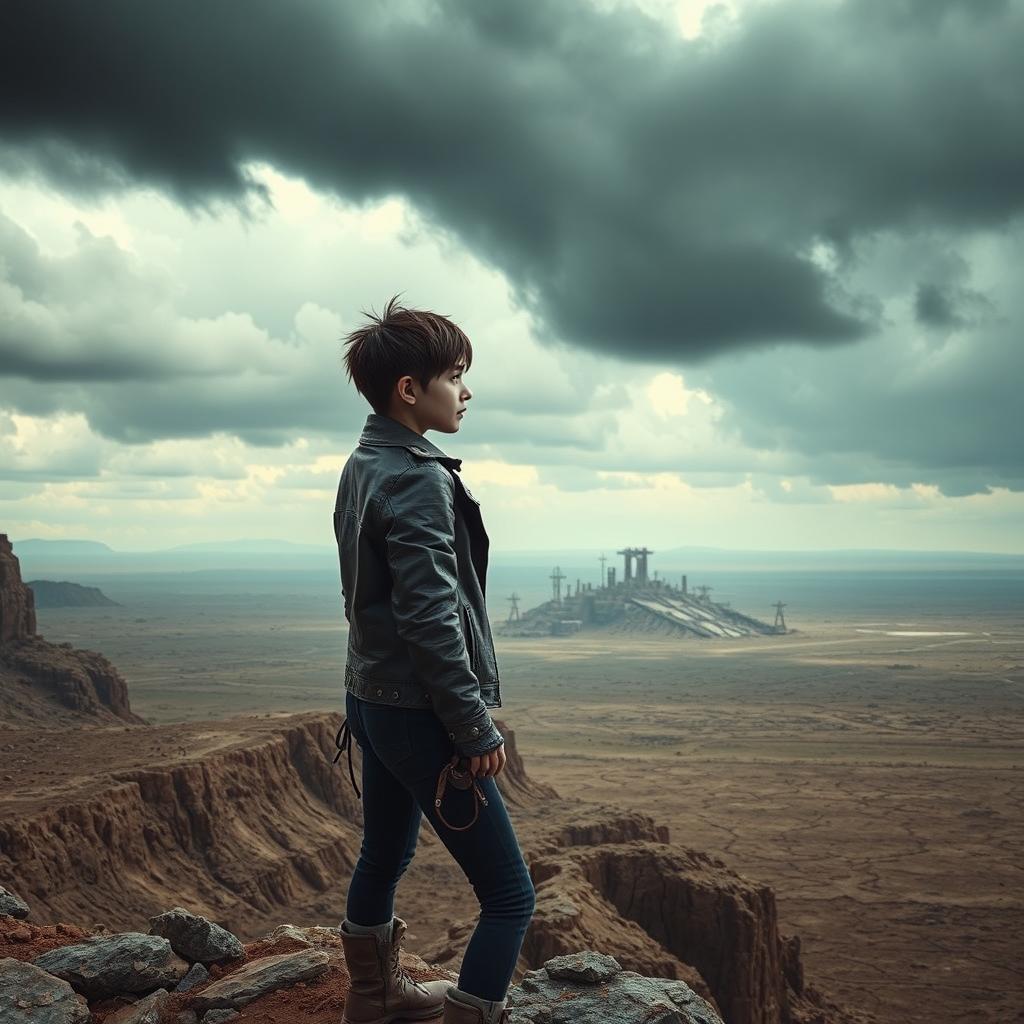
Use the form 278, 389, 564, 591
340, 916, 449, 1024
441, 991, 511, 1024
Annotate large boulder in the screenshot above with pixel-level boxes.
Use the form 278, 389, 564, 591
0, 887, 29, 920
0, 957, 90, 1023
508, 951, 724, 1024
148, 907, 244, 965
188, 949, 330, 1011
32, 932, 189, 1000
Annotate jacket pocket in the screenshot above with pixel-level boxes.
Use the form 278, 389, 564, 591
460, 602, 477, 670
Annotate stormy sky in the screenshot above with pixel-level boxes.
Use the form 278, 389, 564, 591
1, 0, 1022, 553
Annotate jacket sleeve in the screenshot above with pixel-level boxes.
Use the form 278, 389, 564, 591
332, 508, 351, 624
382, 462, 504, 758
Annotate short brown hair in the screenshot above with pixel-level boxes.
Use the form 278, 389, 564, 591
342, 293, 474, 414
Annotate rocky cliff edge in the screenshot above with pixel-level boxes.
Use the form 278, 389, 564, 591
0, 533, 144, 727
0, 712, 872, 1024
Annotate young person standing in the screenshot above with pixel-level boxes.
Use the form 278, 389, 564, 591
333, 295, 535, 1024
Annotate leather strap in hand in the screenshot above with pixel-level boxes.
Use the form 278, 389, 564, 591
434, 754, 489, 831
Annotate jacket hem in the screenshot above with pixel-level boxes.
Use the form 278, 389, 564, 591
344, 666, 501, 710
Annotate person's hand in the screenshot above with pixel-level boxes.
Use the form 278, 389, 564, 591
469, 742, 506, 779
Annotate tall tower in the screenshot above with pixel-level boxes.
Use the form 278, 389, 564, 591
598, 552, 607, 589
635, 546, 654, 584
506, 593, 520, 622
550, 566, 566, 605
772, 601, 787, 631
616, 547, 635, 583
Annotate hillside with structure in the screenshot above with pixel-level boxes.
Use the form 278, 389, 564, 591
497, 546, 788, 639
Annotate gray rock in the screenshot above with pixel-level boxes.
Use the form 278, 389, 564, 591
103, 988, 172, 1023
544, 951, 622, 983
0, 888, 29, 920
174, 961, 210, 993
259, 924, 313, 946
148, 907, 244, 965
189, 949, 330, 1010
0, 957, 90, 1024
508, 951, 724, 1024
170, 1013, 200, 1024
32, 932, 190, 1000
202, 1011, 240, 1023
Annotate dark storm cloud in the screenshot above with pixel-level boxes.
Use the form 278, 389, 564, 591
913, 282, 993, 330
704, 297, 1024, 496
3, 0, 1022, 362
915, 283, 962, 329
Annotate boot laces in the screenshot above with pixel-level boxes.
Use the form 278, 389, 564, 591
388, 936, 428, 994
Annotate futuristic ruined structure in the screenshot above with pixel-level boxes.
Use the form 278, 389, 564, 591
498, 546, 786, 639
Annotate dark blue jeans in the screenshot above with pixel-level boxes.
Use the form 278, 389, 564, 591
343, 689, 536, 1002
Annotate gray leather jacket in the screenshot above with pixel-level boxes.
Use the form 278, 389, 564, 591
333, 412, 504, 758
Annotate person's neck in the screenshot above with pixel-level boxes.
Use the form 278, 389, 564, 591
383, 407, 426, 437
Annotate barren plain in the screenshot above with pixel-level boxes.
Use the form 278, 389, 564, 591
23, 589, 1024, 1024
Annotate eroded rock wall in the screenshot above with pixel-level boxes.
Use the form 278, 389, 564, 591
0, 717, 361, 937
2, 638, 145, 725
0, 534, 36, 644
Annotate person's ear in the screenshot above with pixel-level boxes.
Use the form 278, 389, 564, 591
396, 374, 417, 405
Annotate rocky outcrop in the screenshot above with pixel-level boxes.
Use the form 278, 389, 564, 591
33, 933, 191, 1000
0, 715, 360, 938
0, 534, 36, 644
0, 887, 29, 920
0, 712, 864, 1024
424, 807, 865, 1024
423, 810, 683, 966
526, 842, 787, 1024
27, 580, 120, 608
1, 637, 145, 726
0, 909, 725, 1024
510, 950, 723, 1023
148, 907, 245, 965
0, 534, 143, 727
0, 956, 91, 1023
485, 722, 560, 808
188, 948, 330, 1011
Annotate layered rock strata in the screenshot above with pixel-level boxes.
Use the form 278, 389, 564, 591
0, 534, 144, 726
0, 534, 36, 644
0, 711, 866, 1024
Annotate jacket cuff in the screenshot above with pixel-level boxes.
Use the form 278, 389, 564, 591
446, 714, 504, 757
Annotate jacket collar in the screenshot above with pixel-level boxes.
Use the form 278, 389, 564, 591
358, 413, 462, 470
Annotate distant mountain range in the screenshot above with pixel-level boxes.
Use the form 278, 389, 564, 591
12, 537, 1024, 575
11, 538, 335, 576
16, 538, 326, 555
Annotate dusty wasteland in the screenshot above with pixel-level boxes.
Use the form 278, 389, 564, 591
1, 532, 1020, 1023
